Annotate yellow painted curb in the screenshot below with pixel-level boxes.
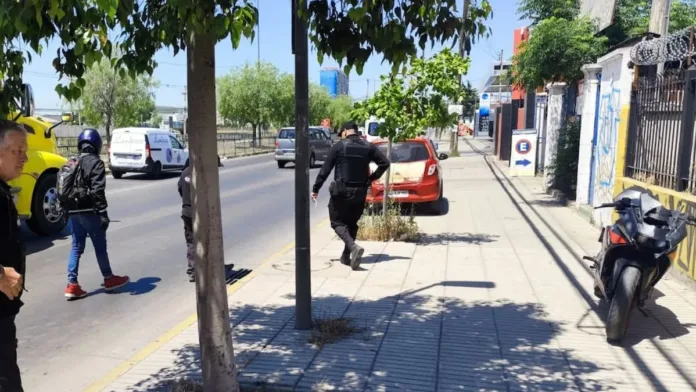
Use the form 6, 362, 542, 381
84, 218, 330, 392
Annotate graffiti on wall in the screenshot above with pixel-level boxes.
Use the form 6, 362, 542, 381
618, 181, 696, 280
594, 87, 621, 202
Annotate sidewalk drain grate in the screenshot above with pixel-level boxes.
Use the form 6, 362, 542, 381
225, 268, 252, 286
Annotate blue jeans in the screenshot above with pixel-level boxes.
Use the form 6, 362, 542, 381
67, 215, 113, 284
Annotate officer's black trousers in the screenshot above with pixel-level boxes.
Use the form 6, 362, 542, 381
0, 316, 23, 392
328, 187, 367, 257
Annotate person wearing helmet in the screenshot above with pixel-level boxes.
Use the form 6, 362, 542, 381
64, 129, 129, 300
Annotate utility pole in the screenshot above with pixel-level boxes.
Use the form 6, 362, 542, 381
292, 0, 312, 330
498, 50, 504, 108
452, 0, 470, 156
366, 79, 370, 99
257, 0, 261, 141
649, 0, 672, 75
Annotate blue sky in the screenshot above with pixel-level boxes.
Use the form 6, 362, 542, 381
23, 0, 528, 110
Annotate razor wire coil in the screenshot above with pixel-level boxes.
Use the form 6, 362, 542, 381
630, 27, 695, 66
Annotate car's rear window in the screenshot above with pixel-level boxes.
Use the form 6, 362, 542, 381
377, 141, 430, 163
278, 128, 295, 139
368, 122, 380, 136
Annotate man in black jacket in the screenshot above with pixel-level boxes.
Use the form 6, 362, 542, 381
178, 160, 195, 282
311, 121, 390, 270
0, 120, 28, 391
64, 129, 129, 300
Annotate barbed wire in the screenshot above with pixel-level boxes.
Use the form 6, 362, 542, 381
630, 27, 695, 66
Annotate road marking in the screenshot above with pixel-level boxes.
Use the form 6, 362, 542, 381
83, 218, 331, 392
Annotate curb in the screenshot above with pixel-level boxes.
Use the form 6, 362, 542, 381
84, 218, 331, 392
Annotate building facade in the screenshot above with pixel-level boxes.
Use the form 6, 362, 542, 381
320, 67, 349, 97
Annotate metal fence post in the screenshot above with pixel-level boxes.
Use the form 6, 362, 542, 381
677, 66, 696, 192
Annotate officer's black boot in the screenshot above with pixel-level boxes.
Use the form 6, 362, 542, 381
340, 251, 351, 266
349, 244, 365, 270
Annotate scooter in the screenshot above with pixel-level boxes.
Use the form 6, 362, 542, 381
585, 189, 694, 343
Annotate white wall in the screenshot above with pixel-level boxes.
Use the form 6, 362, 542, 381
591, 47, 634, 226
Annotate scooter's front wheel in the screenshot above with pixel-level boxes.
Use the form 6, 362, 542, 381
606, 265, 641, 343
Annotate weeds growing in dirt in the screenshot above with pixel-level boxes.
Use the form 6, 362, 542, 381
358, 199, 419, 242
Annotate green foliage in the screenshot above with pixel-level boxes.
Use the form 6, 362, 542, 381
512, 17, 607, 88
548, 121, 580, 199
0, 0, 258, 117
461, 81, 479, 119
80, 57, 157, 142
309, 84, 332, 126
352, 48, 470, 141
326, 95, 354, 132
304, 0, 492, 75
604, 0, 696, 46
517, 0, 579, 25
217, 62, 282, 133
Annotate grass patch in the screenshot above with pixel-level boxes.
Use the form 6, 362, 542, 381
309, 317, 363, 348
358, 200, 419, 242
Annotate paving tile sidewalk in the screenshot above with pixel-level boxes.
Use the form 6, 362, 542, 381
99, 138, 696, 392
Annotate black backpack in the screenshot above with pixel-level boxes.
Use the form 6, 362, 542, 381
56, 154, 88, 207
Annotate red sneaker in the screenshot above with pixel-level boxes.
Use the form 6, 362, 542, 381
65, 283, 87, 300
104, 275, 130, 292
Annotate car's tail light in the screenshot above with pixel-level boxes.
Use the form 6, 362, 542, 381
427, 164, 437, 176
145, 142, 151, 159
107, 145, 111, 156
609, 228, 628, 245
275, 140, 280, 148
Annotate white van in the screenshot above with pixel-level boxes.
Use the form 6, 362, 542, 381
108, 127, 189, 179
365, 117, 385, 143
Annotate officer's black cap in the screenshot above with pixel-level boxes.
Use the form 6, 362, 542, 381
342, 121, 357, 131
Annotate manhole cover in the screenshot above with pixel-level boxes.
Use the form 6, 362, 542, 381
272, 260, 333, 272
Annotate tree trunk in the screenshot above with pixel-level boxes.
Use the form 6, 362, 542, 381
187, 29, 239, 391
449, 128, 458, 156
382, 139, 392, 216
252, 123, 258, 146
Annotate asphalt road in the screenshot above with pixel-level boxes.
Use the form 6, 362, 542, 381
16, 153, 333, 391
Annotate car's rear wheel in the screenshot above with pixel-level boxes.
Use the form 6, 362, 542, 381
26, 172, 67, 236
277, 161, 286, 169
428, 183, 444, 215
111, 170, 124, 179
309, 153, 316, 168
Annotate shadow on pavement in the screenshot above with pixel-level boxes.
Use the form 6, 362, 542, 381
123, 288, 613, 392
462, 137, 696, 391
418, 232, 499, 246
22, 224, 70, 256
83, 277, 162, 299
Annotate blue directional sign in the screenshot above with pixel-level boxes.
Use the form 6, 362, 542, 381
515, 159, 531, 167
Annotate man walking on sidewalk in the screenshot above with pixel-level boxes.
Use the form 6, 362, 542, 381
178, 159, 195, 282
312, 121, 390, 270
64, 129, 129, 299
0, 120, 28, 391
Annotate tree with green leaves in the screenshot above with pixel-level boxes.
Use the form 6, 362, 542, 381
604, 0, 696, 46
309, 83, 332, 126
0, 1, 492, 390
80, 57, 157, 142
517, 0, 579, 25
511, 16, 607, 89
273, 73, 296, 128
326, 95, 354, 132
461, 81, 479, 120
217, 62, 280, 141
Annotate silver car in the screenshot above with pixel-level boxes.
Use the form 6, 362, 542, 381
275, 127, 333, 169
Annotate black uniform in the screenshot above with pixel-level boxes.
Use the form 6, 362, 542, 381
177, 165, 194, 278
313, 134, 390, 260
0, 180, 25, 391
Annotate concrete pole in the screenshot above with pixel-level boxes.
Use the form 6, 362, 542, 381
576, 64, 602, 206
649, 0, 672, 75
543, 82, 567, 191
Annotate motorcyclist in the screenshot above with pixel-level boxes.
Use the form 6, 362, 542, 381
64, 129, 129, 300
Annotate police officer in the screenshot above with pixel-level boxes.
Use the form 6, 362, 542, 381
311, 121, 390, 270
178, 159, 195, 281
0, 120, 28, 391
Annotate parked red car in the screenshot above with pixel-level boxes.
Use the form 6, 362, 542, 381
367, 138, 448, 214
